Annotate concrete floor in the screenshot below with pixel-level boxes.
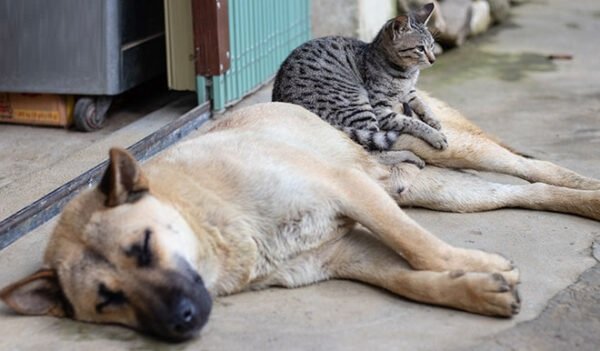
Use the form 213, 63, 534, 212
1, 0, 600, 350
0, 85, 195, 221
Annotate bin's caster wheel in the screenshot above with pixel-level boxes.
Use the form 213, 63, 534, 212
73, 96, 112, 132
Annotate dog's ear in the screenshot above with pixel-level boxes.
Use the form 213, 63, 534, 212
98, 148, 149, 207
0, 269, 71, 317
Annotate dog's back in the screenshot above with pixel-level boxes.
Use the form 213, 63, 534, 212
192, 102, 379, 171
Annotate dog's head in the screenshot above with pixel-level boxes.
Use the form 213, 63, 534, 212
1, 148, 212, 341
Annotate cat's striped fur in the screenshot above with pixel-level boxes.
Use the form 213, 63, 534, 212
272, 3, 446, 151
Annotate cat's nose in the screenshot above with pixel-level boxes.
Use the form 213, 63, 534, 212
426, 50, 436, 64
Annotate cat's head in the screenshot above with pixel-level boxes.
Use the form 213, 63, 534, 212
378, 3, 436, 70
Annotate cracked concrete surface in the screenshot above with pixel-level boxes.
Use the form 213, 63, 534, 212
468, 263, 600, 351
0, 0, 599, 350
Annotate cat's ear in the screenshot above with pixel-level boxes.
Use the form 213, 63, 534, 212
414, 3, 435, 25
392, 15, 411, 36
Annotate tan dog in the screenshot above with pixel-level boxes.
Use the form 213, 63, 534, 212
2, 98, 599, 341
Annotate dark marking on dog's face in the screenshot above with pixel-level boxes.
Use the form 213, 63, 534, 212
0, 148, 212, 342
58, 243, 212, 341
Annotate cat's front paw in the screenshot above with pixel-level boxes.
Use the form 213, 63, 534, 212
425, 129, 448, 150
420, 112, 442, 130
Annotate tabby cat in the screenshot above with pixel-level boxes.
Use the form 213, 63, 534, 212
272, 3, 446, 152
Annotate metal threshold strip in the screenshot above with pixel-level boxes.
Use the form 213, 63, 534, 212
0, 101, 211, 251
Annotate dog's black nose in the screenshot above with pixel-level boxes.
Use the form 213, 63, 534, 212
171, 297, 198, 335
141, 266, 212, 341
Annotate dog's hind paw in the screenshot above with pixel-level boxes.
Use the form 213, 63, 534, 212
375, 150, 425, 169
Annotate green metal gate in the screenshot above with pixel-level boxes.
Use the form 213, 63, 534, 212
196, 0, 311, 111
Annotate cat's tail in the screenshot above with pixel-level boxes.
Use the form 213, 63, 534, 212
341, 127, 399, 151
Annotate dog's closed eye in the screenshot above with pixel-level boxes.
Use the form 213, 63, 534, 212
125, 228, 153, 267
96, 283, 128, 313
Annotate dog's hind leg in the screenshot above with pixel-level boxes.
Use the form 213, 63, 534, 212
394, 94, 600, 190
326, 230, 520, 317
335, 169, 517, 277
396, 166, 600, 221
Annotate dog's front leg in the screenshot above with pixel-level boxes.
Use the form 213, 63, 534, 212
337, 169, 518, 278
326, 230, 520, 317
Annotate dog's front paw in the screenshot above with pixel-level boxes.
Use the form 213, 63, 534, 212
448, 247, 515, 274
413, 246, 515, 275
447, 271, 521, 317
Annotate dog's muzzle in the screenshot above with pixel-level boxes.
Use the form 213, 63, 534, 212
163, 286, 212, 341
135, 266, 212, 342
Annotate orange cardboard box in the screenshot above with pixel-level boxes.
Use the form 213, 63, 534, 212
0, 93, 74, 128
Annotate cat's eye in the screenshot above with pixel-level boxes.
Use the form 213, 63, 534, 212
96, 283, 128, 313
416, 46, 425, 52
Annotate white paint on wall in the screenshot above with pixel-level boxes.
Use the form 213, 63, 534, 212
357, 0, 397, 41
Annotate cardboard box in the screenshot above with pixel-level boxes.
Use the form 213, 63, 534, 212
0, 93, 74, 128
